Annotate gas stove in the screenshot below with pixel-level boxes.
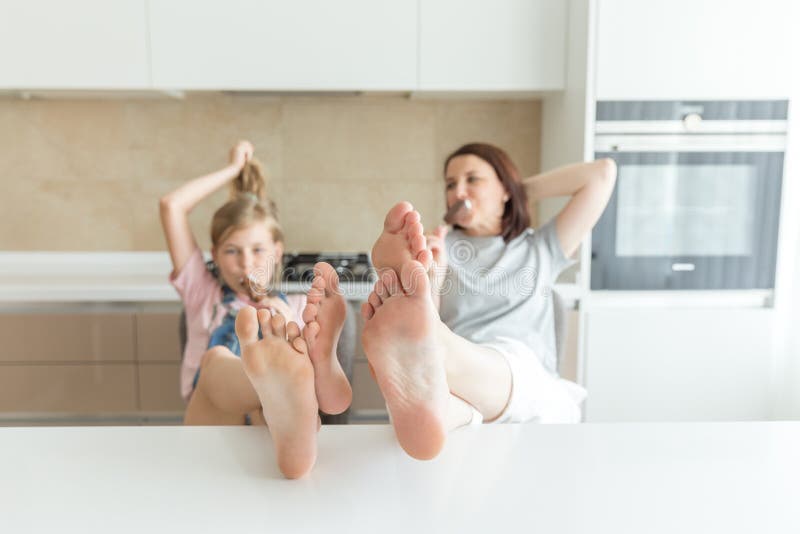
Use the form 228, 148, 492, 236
281, 252, 374, 284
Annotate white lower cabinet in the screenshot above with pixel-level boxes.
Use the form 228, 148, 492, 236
584, 307, 775, 422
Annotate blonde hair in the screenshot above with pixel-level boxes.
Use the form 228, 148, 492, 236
211, 158, 284, 283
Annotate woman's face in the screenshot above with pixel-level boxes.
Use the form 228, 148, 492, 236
444, 154, 509, 236
211, 222, 283, 298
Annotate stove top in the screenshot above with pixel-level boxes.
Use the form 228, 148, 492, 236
281, 252, 374, 284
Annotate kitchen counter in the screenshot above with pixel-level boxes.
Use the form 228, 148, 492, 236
0, 252, 373, 302
0, 252, 583, 304
2, 422, 798, 533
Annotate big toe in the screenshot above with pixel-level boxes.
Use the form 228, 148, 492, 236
314, 261, 340, 293
383, 201, 414, 233
235, 306, 260, 346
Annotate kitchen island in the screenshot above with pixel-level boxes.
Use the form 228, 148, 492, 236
2, 422, 797, 533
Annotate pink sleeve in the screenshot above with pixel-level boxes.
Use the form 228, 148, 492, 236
169, 248, 219, 313
286, 293, 307, 329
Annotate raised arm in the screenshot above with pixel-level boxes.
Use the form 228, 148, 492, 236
159, 141, 253, 274
523, 159, 617, 258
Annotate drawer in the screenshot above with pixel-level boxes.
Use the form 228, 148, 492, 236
0, 313, 135, 363
0, 364, 137, 412
136, 312, 182, 362
138, 362, 184, 412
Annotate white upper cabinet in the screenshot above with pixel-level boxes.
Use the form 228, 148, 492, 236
418, 0, 566, 91
0, 0, 150, 89
595, 0, 796, 100
148, 0, 417, 91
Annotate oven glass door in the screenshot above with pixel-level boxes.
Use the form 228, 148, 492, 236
591, 151, 783, 290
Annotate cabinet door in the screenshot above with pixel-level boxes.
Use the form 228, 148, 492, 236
584, 308, 775, 422
596, 0, 795, 100
0, 0, 149, 89
419, 0, 566, 91
149, 0, 417, 90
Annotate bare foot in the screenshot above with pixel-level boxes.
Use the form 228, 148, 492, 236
371, 201, 433, 275
302, 262, 352, 415
361, 259, 448, 460
236, 306, 319, 479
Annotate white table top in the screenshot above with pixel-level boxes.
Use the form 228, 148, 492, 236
2, 423, 798, 534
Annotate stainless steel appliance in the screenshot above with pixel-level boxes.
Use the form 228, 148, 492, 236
281, 252, 373, 283
591, 100, 788, 290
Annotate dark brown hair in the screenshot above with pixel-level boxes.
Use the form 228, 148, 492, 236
444, 143, 530, 243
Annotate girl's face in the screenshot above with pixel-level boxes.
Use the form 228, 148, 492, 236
444, 154, 509, 236
211, 222, 283, 299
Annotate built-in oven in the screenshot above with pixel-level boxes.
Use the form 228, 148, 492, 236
591, 100, 788, 290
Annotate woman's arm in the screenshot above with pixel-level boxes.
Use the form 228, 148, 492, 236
159, 141, 253, 274
523, 159, 617, 258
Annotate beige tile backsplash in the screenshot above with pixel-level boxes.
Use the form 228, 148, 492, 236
0, 94, 541, 252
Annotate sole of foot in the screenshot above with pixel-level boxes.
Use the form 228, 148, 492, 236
302, 262, 352, 415
361, 259, 448, 460
236, 306, 320, 479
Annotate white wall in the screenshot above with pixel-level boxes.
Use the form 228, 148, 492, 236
770, 14, 800, 419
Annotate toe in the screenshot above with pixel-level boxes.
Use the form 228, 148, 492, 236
406, 220, 424, 239
271, 313, 287, 339
287, 321, 301, 341
257, 308, 275, 338
381, 269, 402, 297
291, 335, 308, 354
409, 233, 426, 255
234, 306, 260, 346
302, 302, 319, 324
416, 248, 433, 270
383, 201, 414, 233
307, 277, 325, 304
400, 259, 430, 297
368, 291, 382, 311
303, 321, 320, 348
374, 279, 388, 303
403, 210, 421, 229
361, 301, 374, 320
314, 262, 340, 294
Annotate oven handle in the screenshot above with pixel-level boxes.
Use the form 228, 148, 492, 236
594, 134, 786, 153
595, 120, 788, 135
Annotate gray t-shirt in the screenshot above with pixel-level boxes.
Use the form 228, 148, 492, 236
438, 219, 574, 375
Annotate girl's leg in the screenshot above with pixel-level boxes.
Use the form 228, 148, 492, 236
183, 345, 261, 425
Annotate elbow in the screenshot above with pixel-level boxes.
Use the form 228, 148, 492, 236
159, 195, 178, 217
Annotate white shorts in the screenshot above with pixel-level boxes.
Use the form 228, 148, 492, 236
484, 336, 587, 424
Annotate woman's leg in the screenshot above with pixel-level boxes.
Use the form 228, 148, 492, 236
362, 267, 511, 430
183, 345, 261, 425
439, 327, 513, 422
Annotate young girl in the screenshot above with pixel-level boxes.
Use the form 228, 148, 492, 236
159, 141, 351, 478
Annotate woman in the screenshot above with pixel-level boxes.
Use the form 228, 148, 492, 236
360, 143, 616, 459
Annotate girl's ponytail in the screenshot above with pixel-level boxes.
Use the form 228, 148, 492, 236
230, 158, 268, 203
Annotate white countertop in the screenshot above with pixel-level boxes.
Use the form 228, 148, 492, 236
0, 251, 585, 304
0, 252, 374, 302
2, 422, 798, 533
